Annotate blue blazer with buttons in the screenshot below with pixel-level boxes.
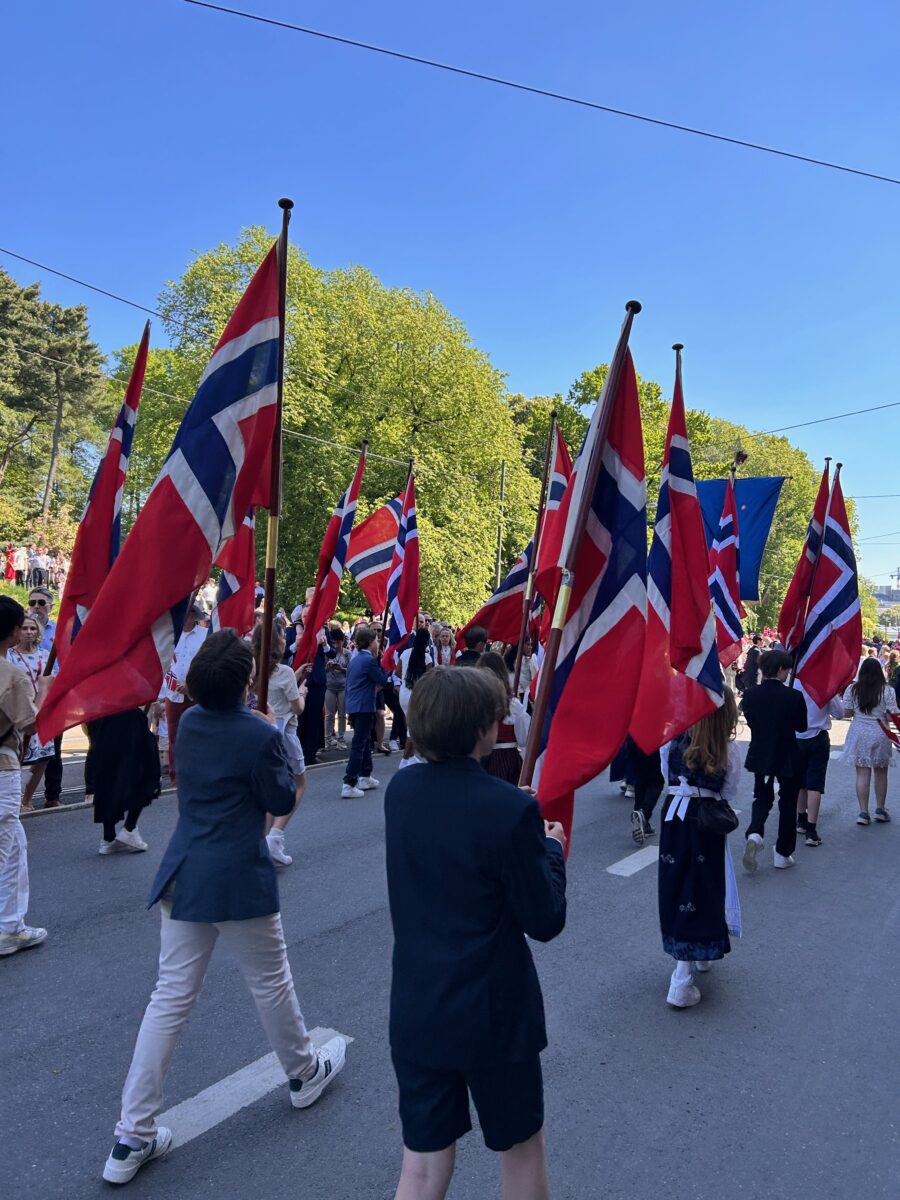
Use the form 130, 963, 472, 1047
149, 705, 296, 923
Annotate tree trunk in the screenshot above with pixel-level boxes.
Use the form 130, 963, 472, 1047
41, 368, 65, 517
0, 415, 39, 487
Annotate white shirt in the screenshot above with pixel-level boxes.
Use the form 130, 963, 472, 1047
796, 686, 846, 740
162, 626, 209, 702
268, 663, 302, 734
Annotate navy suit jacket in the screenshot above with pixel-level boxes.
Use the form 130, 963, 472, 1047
149, 705, 295, 922
742, 678, 808, 777
385, 757, 567, 1070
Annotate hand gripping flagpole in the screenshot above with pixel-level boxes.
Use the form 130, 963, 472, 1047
789, 459, 839, 688
512, 411, 557, 696
519, 302, 641, 788
257, 197, 293, 712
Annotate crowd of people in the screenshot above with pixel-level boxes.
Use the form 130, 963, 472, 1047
1, 579, 898, 1195
1, 543, 69, 593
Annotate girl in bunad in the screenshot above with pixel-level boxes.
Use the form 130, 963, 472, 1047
658, 687, 742, 1009
6, 615, 56, 812
433, 625, 454, 667
476, 651, 530, 782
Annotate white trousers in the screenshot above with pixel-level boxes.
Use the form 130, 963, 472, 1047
116, 908, 316, 1142
0, 769, 29, 934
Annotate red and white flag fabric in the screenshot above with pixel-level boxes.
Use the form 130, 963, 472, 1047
455, 540, 534, 650
778, 465, 829, 652
381, 474, 419, 673
211, 508, 257, 637
346, 495, 402, 614
54, 322, 150, 665
294, 448, 367, 663
707, 477, 744, 668
38, 243, 282, 740
532, 426, 574, 626
534, 348, 647, 838
630, 360, 722, 752
793, 471, 861, 707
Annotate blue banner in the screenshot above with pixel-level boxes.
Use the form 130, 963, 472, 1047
697, 476, 785, 602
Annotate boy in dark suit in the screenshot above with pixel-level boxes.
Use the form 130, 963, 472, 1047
741, 649, 808, 871
385, 667, 567, 1200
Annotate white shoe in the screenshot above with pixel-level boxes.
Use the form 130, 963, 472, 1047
0, 926, 48, 957
358, 776, 380, 791
99, 839, 126, 855
743, 833, 763, 873
102, 1127, 173, 1184
266, 832, 292, 866
693, 960, 713, 973
389, 739, 400, 752
341, 784, 364, 798
289, 1036, 347, 1109
115, 827, 148, 853
667, 972, 702, 1008
773, 851, 795, 869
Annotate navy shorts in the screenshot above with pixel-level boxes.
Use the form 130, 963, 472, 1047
797, 730, 830, 793
392, 1053, 544, 1153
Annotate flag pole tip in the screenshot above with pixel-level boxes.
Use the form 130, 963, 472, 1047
672, 342, 684, 352
836, 461, 844, 470
278, 197, 295, 211
626, 299, 642, 313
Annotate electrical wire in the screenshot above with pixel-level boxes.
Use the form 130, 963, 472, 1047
180, 0, 900, 188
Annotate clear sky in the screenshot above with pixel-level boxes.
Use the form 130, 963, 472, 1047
3, 0, 900, 581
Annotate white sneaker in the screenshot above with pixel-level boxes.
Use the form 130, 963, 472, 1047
102, 1127, 173, 1184
341, 784, 364, 798
99, 839, 126, 855
289, 1036, 347, 1109
743, 833, 763, 873
693, 960, 713, 973
773, 851, 795, 869
0, 926, 48, 957
667, 972, 702, 1008
389, 739, 400, 752
115, 827, 148, 853
358, 776, 380, 791
266, 833, 292, 866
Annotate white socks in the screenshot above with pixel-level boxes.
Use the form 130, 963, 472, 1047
673, 960, 693, 984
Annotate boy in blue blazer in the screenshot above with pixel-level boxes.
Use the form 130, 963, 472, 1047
385, 666, 567, 1200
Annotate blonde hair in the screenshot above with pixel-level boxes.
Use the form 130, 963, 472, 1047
683, 687, 738, 776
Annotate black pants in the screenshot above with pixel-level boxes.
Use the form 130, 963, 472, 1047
298, 682, 326, 764
15, 570, 24, 587
747, 774, 799, 857
43, 735, 64, 802
632, 744, 664, 822
382, 682, 407, 747
344, 712, 374, 786
103, 806, 144, 842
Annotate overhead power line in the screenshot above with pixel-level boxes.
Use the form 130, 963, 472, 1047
181, 0, 900, 188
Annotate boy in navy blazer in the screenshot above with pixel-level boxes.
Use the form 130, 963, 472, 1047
385, 666, 567, 1200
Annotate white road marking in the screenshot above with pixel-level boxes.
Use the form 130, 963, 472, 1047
606, 809, 743, 876
158, 1026, 353, 1147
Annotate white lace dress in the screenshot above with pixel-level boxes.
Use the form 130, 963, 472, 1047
840, 685, 898, 769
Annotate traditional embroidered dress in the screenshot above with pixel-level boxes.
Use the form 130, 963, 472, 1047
6, 647, 54, 764
658, 735, 742, 963
482, 698, 530, 783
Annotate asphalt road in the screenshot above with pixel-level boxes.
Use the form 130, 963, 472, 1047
4, 723, 898, 1200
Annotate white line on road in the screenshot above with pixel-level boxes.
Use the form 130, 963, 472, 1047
158, 1026, 353, 1147
607, 845, 659, 876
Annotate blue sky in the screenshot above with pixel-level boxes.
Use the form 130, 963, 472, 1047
3, 0, 900, 581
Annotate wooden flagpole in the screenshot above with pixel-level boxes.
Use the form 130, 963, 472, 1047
256, 197, 293, 711
512, 411, 557, 697
519, 301, 641, 788
789, 458, 839, 687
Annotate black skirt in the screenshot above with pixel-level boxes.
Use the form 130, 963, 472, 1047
657, 793, 730, 961
87, 710, 161, 827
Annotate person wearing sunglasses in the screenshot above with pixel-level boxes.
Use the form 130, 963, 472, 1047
26, 588, 56, 653
25, 587, 64, 808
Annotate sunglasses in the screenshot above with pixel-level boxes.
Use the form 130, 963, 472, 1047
28, 598, 49, 608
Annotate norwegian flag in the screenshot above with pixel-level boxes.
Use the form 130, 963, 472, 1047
456, 539, 534, 650
55, 322, 150, 664
630, 354, 722, 752
381, 474, 419, 672
346, 495, 402, 613
708, 477, 744, 668
295, 448, 367, 663
39, 243, 282, 739
211, 508, 256, 636
793, 470, 861, 707
532, 426, 574, 616
779, 465, 829, 652
534, 348, 647, 825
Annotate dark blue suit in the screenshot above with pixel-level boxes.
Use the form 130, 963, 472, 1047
149, 705, 295, 923
385, 758, 566, 1071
